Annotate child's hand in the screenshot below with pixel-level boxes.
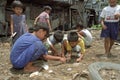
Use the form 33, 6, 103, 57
59, 57, 66, 63
102, 24, 107, 30
67, 56, 71, 62
114, 13, 120, 19
76, 57, 82, 62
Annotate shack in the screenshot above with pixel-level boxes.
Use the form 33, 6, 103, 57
0, 0, 73, 36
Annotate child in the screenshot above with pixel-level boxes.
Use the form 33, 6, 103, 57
10, 0, 28, 44
76, 23, 93, 47
100, 0, 120, 57
34, 6, 52, 31
10, 24, 66, 73
62, 32, 85, 62
44, 30, 64, 56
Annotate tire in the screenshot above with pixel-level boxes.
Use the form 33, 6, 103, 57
88, 62, 120, 80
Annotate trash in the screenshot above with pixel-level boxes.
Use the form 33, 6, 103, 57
67, 68, 72, 71
11, 32, 17, 38
30, 71, 42, 77
48, 70, 53, 73
72, 72, 89, 80
42, 62, 49, 70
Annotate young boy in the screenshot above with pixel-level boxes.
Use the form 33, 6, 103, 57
10, 24, 66, 73
44, 30, 64, 56
76, 23, 93, 47
62, 32, 85, 62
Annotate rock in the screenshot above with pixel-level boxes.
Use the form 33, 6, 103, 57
72, 63, 80, 67
82, 70, 89, 74
67, 68, 72, 71
48, 70, 53, 73
29, 71, 42, 77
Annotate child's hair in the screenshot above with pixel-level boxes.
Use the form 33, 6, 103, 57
76, 23, 84, 29
54, 30, 64, 42
43, 6, 52, 11
28, 27, 34, 33
11, 0, 24, 9
67, 32, 78, 42
33, 23, 49, 36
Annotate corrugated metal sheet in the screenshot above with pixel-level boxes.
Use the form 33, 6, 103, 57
53, 0, 73, 4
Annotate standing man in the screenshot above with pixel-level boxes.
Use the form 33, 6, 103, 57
100, 0, 120, 57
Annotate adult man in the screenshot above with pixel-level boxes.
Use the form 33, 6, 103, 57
10, 24, 66, 73
100, 0, 120, 57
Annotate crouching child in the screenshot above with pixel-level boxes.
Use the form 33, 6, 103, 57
62, 32, 85, 62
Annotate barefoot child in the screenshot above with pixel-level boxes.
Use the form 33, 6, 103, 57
76, 23, 93, 47
10, 0, 28, 44
62, 32, 85, 62
10, 24, 66, 73
44, 30, 64, 56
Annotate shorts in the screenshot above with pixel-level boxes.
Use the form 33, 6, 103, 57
100, 22, 119, 40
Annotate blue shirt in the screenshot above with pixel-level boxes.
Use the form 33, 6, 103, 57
10, 33, 48, 68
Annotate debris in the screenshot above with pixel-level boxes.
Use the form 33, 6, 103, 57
42, 62, 49, 70
29, 71, 42, 77
48, 70, 53, 73
67, 68, 72, 71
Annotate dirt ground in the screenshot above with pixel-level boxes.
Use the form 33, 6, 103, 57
0, 29, 120, 80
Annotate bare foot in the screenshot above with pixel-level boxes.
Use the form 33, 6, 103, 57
24, 66, 39, 73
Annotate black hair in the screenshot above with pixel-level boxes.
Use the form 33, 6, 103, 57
11, 0, 25, 10
67, 32, 78, 42
76, 23, 84, 29
32, 24, 49, 36
54, 30, 64, 42
43, 6, 52, 11
28, 27, 34, 33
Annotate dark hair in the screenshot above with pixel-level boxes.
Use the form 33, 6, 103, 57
33, 24, 49, 36
11, 0, 24, 10
54, 30, 64, 42
76, 23, 84, 29
28, 27, 34, 33
67, 32, 78, 42
43, 6, 52, 11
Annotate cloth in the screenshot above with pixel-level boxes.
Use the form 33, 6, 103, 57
100, 5, 120, 22
11, 14, 27, 44
10, 33, 48, 68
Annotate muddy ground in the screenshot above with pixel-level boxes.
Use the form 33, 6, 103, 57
0, 29, 120, 80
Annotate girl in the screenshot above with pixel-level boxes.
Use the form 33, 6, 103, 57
34, 6, 52, 31
10, 0, 27, 44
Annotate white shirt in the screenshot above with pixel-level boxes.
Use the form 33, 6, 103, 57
81, 29, 92, 46
100, 5, 120, 22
